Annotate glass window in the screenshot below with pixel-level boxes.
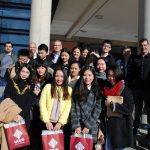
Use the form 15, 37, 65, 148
1, 19, 30, 30
0, 0, 31, 4
0, 9, 30, 18
0, 0, 31, 54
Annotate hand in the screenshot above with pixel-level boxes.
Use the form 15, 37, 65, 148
75, 127, 82, 134
53, 123, 62, 130
90, 51, 100, 58
33, 89, 41, 96
14, 115, 23, 122
105, 97, 112, 107
98, 129, 105, 144
82, 127, 90, 134
46, 122, 53, 130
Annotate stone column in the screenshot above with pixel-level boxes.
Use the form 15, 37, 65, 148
29, 0, 52, 48
138, 0, 150, 41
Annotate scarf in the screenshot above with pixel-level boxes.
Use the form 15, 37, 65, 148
103, 80, 125, 96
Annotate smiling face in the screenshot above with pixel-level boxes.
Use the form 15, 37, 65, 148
83, 69, 94, 86
139, 40, 149, 56
73, 48, 81, 60
102, 43, 111, 54
29, 43, 36, 53
20, 67, 30, 80
38, 50, 47, 60
37, 66, 46, 76
53, 41, 62, 53
18, 55, 29, 64
96, 59, 106, 73
55, 70, 64, 86
61, 51, 70, 64
70, 63, 80, 78
82, 48, 89, 58
107, 69, 116, 86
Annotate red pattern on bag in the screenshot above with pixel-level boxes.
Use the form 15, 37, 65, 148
4, 122, 30, 150
70, 136, 93, 150
42, 132, 64, 150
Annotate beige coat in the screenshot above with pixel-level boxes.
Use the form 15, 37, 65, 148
0, 98, 22, 150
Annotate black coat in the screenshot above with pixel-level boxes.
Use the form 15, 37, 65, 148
4, 79, 35, 129
131, 53, 150, 90
30, 56, 53, 70
107, 87, 134, 148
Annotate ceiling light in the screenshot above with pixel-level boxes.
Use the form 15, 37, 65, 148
95, 15, 103, 19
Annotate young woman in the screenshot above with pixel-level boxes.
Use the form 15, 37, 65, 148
95, 57, 107, 82
81, 47, 90, 63
71, 66, 102, 145
52, 48, 71, 76
103, 65, 133, 150
68, 61, 80, 89
39, 67, 72, 130
4, 63, 34, 129
82, 47, 89, 59
30, 63, 52, 150
70, 46, 85, 67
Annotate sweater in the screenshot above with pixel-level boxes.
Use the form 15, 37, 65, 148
39, 84, 72, 125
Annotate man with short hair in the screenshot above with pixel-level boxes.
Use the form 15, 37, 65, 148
4, 49, 29, 82
0, 42, 17, 77
29, 42, 38, 60
132, 38, 150, 145
30, 44, 53, 70
49, 40, 62, 64
91, 40, 115, 68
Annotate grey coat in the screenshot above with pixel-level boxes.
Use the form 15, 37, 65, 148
0, 53, 17, 64
0, 53, 17, 72
71, 90, 102, 142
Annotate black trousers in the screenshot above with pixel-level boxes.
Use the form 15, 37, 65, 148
133, 88, 150, 135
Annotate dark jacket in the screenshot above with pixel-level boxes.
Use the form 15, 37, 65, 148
102, 53, 115, 68
116, 57, 133, 88
4, 79, 35, 129
71, 88, 102, 142
107, 87, 134, 148
30, 56, 53, 70
131, 53, 150, 90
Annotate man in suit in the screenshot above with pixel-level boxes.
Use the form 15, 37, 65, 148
0, 42, 17, 78
49, 40, 62, 64
29, 42, 38, 60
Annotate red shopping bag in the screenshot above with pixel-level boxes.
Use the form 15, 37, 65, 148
41, 130, 64, 150
4, 120, 30, 150
70, 134, 93, 150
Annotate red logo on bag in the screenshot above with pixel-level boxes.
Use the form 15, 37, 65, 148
13, 129, 25, 144
75, 142, 85, 150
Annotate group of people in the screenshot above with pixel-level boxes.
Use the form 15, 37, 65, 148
0, 38, 150, 150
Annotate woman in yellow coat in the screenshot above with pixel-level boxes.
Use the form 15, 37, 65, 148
39, 67, 72, 130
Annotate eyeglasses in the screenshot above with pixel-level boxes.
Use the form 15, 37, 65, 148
103, 44, 111, 48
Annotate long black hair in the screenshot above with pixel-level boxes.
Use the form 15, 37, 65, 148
73, 66, 98, 101
32, 63, 48, 84
51, 67, 69, 100
107, 65, 124, 84
14, 63, 33, 83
